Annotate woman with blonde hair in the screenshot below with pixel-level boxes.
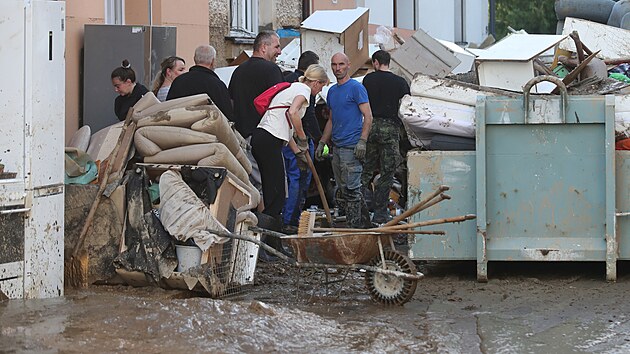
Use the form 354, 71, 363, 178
151, 56, 186, 101
251, 64, 329, 226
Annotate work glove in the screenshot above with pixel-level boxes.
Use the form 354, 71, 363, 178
354, 138, 367, 161
293, 135, 309, 153
295, 150, 309, 171
315, 141, 327, 161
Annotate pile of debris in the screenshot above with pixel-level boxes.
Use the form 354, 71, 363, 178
64, 93, 261, 298
389, 16, 630, 150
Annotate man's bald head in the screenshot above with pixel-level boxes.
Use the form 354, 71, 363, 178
331, 52, 351, 82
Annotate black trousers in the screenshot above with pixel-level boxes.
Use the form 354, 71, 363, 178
251, 128, 286, 218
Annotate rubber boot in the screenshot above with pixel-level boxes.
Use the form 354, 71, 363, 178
346, 200, 365, 229
360, 201, 373, 228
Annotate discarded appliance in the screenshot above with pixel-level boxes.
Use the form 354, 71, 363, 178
301, 7, 370, 79
472, 34, 569, 93
0, 1, 65, 299
407, 76, 626, 281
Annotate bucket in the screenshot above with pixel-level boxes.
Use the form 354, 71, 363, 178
175, 245, 202, 272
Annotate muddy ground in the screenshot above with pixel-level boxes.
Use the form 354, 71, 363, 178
3, 260, 630, 353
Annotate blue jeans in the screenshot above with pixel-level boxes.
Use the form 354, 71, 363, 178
282, 139, 314, 226
331, 146, 363, 203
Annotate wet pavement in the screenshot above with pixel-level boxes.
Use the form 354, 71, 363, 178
3, 261, 630, 353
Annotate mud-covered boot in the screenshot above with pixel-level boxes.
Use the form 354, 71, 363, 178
360, 200, 374, 228
346, 201, 365, 229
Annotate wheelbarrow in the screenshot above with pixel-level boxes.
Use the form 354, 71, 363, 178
213, 185, 475, 305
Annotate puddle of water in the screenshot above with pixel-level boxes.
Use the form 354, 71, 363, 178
0, 287, 429, 353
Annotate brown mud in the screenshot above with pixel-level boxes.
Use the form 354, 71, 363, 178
3, 260, 630, 353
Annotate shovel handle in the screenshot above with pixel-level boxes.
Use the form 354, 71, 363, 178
305, 152, 333, 225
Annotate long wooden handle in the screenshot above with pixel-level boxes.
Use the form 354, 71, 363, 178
72, 108, 134, 256
305, 152, 332, 224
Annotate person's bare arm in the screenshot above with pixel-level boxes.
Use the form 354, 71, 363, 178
321, 117, 332, 145
288, 95, 308, 140
358, 102, 373, 140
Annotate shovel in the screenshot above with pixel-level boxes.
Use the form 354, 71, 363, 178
304, 152, 332, 225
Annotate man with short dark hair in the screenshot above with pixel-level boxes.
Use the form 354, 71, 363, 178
229, 30, 284, 138
229, 31, 285, 258
166, 45, 234, 121
361, 50, 410, 223
317, 52, 373, 228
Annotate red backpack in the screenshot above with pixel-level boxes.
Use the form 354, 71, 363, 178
253, 82, 291, 116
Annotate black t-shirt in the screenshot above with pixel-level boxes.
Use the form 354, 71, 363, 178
114, 83, 148, 121
362, 70, 410, 124
166, 65, 234, 121
228, 57, 283, 138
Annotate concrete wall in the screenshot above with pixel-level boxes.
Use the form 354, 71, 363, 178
275, 0, 302, 28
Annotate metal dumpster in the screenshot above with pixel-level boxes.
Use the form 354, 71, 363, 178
407, 77, 624, 281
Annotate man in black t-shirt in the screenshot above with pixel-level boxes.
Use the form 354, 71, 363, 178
228, 30, 283, 191
361, 50, 410, 223
229, 31, 285, 258
228, 31, 284, 138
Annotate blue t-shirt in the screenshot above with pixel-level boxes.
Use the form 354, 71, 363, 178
327, 79, 369, 147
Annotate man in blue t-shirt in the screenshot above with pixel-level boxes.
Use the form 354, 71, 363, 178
316, 52, 373, 228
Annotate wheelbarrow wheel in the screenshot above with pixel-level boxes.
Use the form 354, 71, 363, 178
365, 250, 418, 305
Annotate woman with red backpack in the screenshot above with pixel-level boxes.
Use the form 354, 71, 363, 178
250, 64, 329, 226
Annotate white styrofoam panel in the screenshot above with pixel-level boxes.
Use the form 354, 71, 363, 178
276, 38, 301, 72
0, 1, 26, 181
301, 7, 369, 33
28, 1, 65, 188
437, 39, 475, 74
475, 34, 568, 61
216, 66, 238, 87
0, 261, 24, 299
561, 17, 630, 60
23, 190, 64, 299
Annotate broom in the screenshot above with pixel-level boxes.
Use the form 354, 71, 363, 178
65, 108, 134, 288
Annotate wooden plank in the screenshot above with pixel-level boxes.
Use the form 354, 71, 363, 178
410, 74, 520, 105
390, 28, 460, 80
561, 17, 630, 60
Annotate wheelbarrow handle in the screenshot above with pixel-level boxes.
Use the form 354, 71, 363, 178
210, 229, 294, 263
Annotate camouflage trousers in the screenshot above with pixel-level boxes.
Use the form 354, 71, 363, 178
361, 119, 401, 221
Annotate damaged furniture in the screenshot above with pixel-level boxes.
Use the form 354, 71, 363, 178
115, 164, 260, 297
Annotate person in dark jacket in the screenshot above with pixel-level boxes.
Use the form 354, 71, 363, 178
111, 59, 148, 121
166, 45, 234, 121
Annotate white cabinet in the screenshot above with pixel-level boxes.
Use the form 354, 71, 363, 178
0, 0, 65, 299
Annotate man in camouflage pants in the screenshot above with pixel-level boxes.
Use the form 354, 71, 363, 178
361, 50, 410, 223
